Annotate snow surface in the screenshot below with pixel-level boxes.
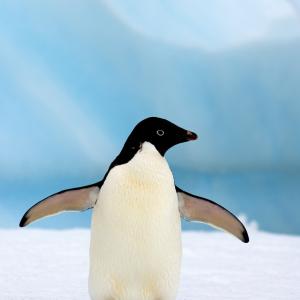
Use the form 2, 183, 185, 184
1, 229, 300, 299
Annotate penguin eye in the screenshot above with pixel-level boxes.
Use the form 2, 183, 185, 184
156, 129, 165, 136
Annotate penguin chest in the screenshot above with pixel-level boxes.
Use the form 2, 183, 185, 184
89, 143, 181, 300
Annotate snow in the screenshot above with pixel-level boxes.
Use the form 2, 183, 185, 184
1, 229, 300, 299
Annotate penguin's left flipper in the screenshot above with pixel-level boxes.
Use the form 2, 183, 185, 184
19, 182, 102, 227
176, 186, 249, 243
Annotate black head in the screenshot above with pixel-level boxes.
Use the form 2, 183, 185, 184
123, 117, 197, 155
108, 117, 197, 171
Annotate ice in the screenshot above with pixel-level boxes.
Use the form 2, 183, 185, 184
1, 228, 299, 299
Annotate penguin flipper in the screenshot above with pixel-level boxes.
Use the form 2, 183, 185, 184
176, 186, 249, 243
19, 182, 102, 227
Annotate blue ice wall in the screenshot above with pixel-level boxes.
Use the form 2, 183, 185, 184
0, 1, 299, 233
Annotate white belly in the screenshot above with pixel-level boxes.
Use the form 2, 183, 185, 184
89, 143, 182, 300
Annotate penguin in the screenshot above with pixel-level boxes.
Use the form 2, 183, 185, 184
19, 117, 249, 300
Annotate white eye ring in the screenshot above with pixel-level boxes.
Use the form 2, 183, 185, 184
156, 129, 164, 136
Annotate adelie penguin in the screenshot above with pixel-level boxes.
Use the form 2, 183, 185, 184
20, 117, 249, 300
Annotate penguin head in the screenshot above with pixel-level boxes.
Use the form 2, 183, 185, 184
124, 117, 197, 156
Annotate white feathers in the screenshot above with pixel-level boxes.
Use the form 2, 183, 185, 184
89, 142, 182, 300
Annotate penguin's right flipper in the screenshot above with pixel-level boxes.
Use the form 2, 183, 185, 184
19, 182, 102, 227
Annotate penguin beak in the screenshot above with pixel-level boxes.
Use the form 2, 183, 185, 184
186, 131, 198, 141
